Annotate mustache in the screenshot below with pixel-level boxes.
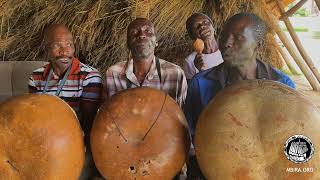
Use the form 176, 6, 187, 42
56, 56, 72, 60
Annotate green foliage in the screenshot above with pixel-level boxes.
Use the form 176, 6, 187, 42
280, 68, 301, 76
287, 3, 310, 17
294, 7, 309, 17
312, 31, 320, 39
281, 27, 309, 32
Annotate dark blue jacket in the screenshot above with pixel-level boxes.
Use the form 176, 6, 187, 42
184, 60, 296, 136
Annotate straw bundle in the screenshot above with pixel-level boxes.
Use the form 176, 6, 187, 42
0, 0, 287, 72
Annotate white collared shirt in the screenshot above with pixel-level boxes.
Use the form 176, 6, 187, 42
183, 50, 224, 79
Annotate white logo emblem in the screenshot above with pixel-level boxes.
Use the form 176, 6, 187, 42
284, 135, 314, 164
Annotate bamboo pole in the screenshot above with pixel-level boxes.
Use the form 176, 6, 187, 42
276, 0, 320, 83
264, 12, 320, 91
280, 0, 308, 19
275, 27, 320, 90
275, 44, 300, 75
315, 0, 320, 11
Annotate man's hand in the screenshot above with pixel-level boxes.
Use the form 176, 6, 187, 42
194, 54, 206, 71
198, 25, 218, 54
199, 26, 214, 41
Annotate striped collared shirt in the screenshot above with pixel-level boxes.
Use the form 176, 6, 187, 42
28, 58, 103, 116
105, 57, 187, 107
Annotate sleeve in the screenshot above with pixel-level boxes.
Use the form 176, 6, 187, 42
177, 69, 188, 107
277, 70, 296, 89
284, 77, 296, 89
183, 76, 202, 138
183, 56, 196, 80
81, 70, 103, 102
105, 68, 116, 99
28, 74, 38, 93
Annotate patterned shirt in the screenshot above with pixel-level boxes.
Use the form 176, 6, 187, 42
28, 58, 103, 118
105, 57, 187, 107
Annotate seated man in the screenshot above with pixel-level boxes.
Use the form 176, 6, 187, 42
28, 24, 103, 180
183, 13, 223, 81
184, 12, 295, 179
105, 18, 187, 107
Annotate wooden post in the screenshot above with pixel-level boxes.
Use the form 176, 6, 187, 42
315, 0, 320, 11
275, 25, 320, 90
264, 12, 320, 91
276, 44, 300, 75
276, 0, 320, 83
280, 0, 308, 20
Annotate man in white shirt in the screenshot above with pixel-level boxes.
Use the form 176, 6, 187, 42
183, 13, 223, 81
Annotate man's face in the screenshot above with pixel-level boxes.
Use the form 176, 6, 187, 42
46, 27, 75, 71
190, 15, 215, 41
127, 19, 157, 59
219, 19, 258, 67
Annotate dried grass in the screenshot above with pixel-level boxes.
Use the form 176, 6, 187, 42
0, 0, 287, 72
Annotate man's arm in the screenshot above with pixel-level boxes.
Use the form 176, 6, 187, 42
104, 69, 112, 100
183, 77, 202, 139
183, 58, 194, 83
284, 76, 296, 89
28, 75, 38, 93
81, 72, 103, 146
80, 99, 101, 145
276, 69, 296, 89
177, 69, 188, 107
105, 68, 119, 100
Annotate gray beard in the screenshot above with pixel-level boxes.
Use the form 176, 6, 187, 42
131, 49, 153, 59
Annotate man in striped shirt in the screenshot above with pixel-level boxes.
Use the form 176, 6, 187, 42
105, 18, 187, 107
28, 24, 103, 179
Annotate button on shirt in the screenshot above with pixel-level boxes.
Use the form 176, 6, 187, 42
183, 50, 224, 80
106, 57, 188, 107
184, 60, 296, 136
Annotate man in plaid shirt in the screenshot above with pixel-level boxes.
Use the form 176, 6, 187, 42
105, 18, 187, 107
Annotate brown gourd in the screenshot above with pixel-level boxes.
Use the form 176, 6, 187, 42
0, 94, 85, 180
195, 80, 320, 180
91, 87, 190, 180
193, 38, 204, 54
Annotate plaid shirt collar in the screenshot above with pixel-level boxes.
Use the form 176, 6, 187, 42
125, 56, 159, 85
43, 57, 81, 79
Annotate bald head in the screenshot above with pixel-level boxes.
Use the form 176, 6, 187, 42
43, 24, 75, 74
127, 18, 156, 42
127, 18, 155, 33
219, 13, 267, 67
223, 13, 267, 42
44, 24, 73, 45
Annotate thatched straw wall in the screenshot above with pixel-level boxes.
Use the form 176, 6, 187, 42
0, 0, 286, 72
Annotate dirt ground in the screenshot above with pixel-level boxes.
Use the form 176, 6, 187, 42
291, 75, 320, 109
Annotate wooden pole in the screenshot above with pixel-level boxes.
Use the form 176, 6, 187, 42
264, 12, 320, 91
280, 0, 308, 19
276, 0, 320, 83
315, 0, 320, 11
275, 26, 320, 91
276, 44, 300, 75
